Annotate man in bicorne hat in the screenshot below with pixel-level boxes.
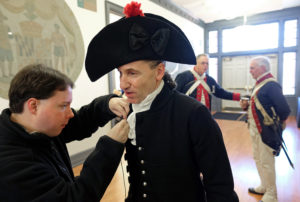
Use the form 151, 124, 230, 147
86, 2, 239, 202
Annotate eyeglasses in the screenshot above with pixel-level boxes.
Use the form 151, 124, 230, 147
200, 62, 209, 65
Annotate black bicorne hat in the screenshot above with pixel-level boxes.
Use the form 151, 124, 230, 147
85, 1, 196, 82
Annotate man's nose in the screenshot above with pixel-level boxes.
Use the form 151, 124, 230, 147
67, 107, 74, 119
120, 76, 129, 89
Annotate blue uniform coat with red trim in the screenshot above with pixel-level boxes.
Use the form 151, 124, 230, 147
253, 81, 290, 150
175, 70, 239, 110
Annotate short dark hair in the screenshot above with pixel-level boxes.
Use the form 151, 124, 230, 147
148, 60, 176, 89
9, 64, 74, 113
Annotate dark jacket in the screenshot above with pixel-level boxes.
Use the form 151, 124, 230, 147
0, 95, 124, 202
175, 70, 240, 110
254, 81, 291, 150
125, 84, 239, 202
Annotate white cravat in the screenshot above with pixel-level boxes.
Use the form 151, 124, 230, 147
127, 80, 164, 145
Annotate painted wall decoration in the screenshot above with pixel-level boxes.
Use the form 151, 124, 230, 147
77, 0, 97, 12
0, 0, 85, 99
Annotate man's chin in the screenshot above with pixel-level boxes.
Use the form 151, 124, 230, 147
49, 130, 63, 137
127, 98, 140, 104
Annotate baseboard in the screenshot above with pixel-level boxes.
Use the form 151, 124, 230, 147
70, 147, 94, 167
222, 107, 245, 113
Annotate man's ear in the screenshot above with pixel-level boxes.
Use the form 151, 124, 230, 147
156, 62, 165, 81
27, 98, 39, 114
261, 65, 267, 73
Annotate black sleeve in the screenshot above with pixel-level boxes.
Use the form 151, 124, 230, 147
62, 94, 117, 143
0, 136, 124, 202
175, 73, 189, 93
189, 105, 239, 202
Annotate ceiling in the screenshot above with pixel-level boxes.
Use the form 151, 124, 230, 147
170, 0, 300, 23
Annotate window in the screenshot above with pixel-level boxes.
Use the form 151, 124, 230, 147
109, 13, 122, 90
284, 19, 297, 47
105, 2, 123, 94
282, 52, 296, 95
209, 31, 218, 53
109, 12, 122, 23
223, 23, 278, 52
209, 57, 218, 82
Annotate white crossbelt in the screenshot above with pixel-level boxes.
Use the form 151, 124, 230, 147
250, 77, 277, 126
251, 78, 277, 97
185, 69, 211, 96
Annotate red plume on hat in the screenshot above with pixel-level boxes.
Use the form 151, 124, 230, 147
123, 1, 145, 18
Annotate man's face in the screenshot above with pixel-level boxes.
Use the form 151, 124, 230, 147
118, 60, 164, 104
250, 60, 265, 80
34, 86, 74, 137
195, 55, 209, 76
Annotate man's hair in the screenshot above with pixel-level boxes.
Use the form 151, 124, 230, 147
148, 60, 176, 89
196, 53, 209, 60
251, 56, 271, 72
9, 64, 74, 113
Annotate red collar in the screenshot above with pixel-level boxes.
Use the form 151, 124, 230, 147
256, 73, 273, 85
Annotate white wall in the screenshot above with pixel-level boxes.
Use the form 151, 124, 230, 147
0, 0, 204, 156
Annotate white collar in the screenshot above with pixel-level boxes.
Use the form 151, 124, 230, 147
127, 80, 164, 145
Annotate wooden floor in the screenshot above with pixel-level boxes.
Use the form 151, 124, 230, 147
73, 116, 300, 202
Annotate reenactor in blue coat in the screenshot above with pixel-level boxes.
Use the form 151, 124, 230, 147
175, 54, 241, 110
240, 56, 291, 202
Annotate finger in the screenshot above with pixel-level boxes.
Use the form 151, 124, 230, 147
120, 104, 129, 120
112, 101, 125, 118
118, 119, 127, 128
121, 110, 127, 120
115, 116, 122, 122
121, 99, 130, 119
123, 102, 130, 114
118, 119, 129, 131
114, 110, 122, 118
116, 106, 126, 120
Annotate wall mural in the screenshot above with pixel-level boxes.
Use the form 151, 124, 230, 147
77, 0, 97, 12
0, 0, 84, 99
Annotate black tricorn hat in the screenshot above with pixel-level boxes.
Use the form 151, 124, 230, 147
85, 2, 196, 82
